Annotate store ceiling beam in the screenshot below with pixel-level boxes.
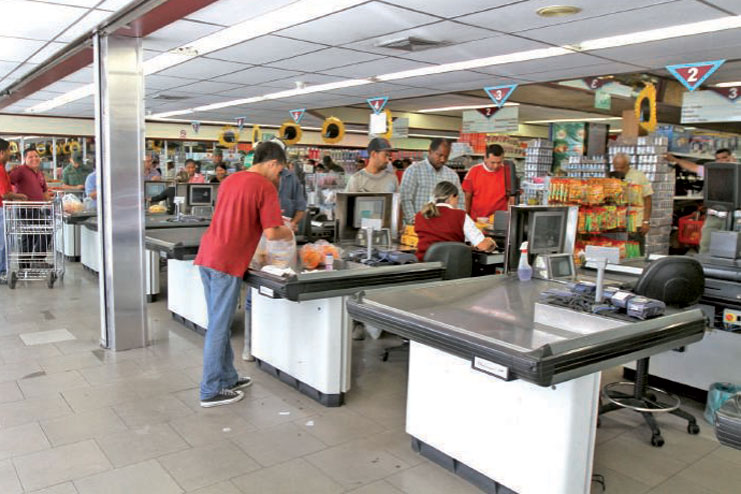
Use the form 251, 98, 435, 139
0, 0, 219, 111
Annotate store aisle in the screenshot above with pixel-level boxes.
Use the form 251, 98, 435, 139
0, 263, 737, 493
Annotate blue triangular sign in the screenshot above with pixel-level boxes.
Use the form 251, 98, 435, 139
666, 60, 725, 91
484, 84, 517, 107
367, 97, 388, 114
289, 109, 305, 124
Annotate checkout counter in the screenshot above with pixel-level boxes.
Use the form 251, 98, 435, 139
345, 205, 706, 494
60, 210, 96, 262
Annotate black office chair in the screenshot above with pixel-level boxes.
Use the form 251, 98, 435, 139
381, 243, 472, 361
599, 256, 705, 447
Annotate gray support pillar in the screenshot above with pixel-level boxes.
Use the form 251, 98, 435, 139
93, 33, 148, 351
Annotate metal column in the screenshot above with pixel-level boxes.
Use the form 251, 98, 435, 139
93, 33, 148, 351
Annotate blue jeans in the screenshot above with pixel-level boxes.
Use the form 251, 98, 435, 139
0, 209, 6, 276
199, 266, 241, 400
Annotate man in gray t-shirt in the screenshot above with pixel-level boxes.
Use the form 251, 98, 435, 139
346, 138, 399, 194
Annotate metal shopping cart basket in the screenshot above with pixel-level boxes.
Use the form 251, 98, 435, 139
3, 199, 65, 289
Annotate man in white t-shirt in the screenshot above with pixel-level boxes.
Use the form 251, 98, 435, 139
346, 138, 399, 194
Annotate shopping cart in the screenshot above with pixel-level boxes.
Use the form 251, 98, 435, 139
3, 199, 65, 289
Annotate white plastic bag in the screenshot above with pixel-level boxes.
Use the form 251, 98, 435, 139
62, 193, 84, 213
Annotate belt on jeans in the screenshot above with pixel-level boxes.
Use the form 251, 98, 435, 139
707, 208, 729, 219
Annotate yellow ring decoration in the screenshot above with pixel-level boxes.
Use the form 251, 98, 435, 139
321, 117, 345, 144
278, 121, 302, 145
68, 141, 81, 153
218, 126, 240, 148
8, 141, 18, 154
635, 83, 657, 134
36, 143, 46, 155
380, 109, 393, 140
61, 142, 71, 154
251, 125, 262, 144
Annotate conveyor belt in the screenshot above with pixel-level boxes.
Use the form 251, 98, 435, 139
347, 275, 705, 386
144, 227, 207, 260
82, 215, 211, 232
245, 262, 445, 301
63, 211, 96, 225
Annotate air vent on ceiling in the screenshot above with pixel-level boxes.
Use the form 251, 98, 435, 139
375, 36, 449, 52
152, 94, 190, 101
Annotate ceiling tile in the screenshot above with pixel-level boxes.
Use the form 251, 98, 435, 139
98, 0, 134, 12
57, 8, 111, 43
522, 0, 726, 46
186, 0, 300, 26
211, 85, 287, 99
392, 35, 548, 64
456, 0, 679, 34
62, 67, 94, 84
0, 37, 47, 63
522, 61, 641, 84
146, 74, 199, 90
28, 42, 66, 64
43, 0, 102, 7
703, 0, 741, 14
44, 80, 89, 93
171, 80, 246, 94
277, 2, 438, 46
0, 60, 20, 78
393, 71, 523, 92
265, 73, 350, 89
206, 35, 324, 65
156, 58, 248, 79
344, 20, 498, 57
2, 1, 87, 41
474, 53, 612, 77
217, 66, 301, 85
382, 0, 517, 18
332, 82, 432, 98
321, 57, 434, 79
267, 47, 381, 72
143, 20, 224, 52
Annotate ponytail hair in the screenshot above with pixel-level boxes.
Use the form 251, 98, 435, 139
420, 181, 459, 219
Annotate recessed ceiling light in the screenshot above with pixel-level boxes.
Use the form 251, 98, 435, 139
536, 5, 582, 18
715, 81, 741, 87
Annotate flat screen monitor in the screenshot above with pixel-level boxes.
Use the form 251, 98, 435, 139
352, 196, 385, 228
189, 184, 213, 206
705, 162, 740, 209
144, 181, 167, 200
529, 211, 566, 255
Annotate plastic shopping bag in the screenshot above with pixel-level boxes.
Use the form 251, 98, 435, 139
704, 382, 741, 424
62, 193, 84, 213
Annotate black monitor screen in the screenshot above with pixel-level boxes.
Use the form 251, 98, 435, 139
550, 256, 573, 278
706, 166, 735, 204
189, 185, 212, 206
530, 211, 565, 254
144, 182, 167, 199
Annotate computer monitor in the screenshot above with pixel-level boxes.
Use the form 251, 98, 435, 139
352, 196, 386, 229
188, 184, 213, 206
144, 181, 167, 200
529, 210, 566, 255
705, 162, 741, 210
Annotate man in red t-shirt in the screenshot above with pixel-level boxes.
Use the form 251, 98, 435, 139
194, 141, 293, 408
10, 148, 51, 202
0, 139, 28, 282
462, 144, 514, 221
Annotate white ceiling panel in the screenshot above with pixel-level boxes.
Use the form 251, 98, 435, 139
156, 58, 248, 79
382, 0, 518, 18
23, 90, 66, 101
321, 57, 434, 79
344, 20, 497, 57
61, 67, 93, 84
143, 20, 224, 52
0, 38, 47, 63
217, 66, 302, 85
28, 42, 66, 64
392, 35, 549, 64
146, 74, 199, 90
522, 0, 726, 46
98, 0, 135, 12
473, 53, 615, 77
206, 35, 324, 65
277, 2, 438, 46
266, 73, 350, 89
213, 85, 288, 99
57, 8, 111, 43
523, 61, 642, 84
456, 0, 681, 34
332, 83, 435, 99
186, 0, 300, 27
395, 71, 524, 92
704, 0, 741, 14
0, 60, 20, 78
2, 1, 87, 41
171, 80, 246, 95
43, 0, 103, 7
44, 80, 89, 93
267, 47, 382, 72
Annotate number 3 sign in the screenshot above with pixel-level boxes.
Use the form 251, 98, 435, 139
484, 84, 518, 107
666, 60, 725, 92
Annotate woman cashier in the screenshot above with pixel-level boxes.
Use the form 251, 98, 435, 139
414, 181, 496, 261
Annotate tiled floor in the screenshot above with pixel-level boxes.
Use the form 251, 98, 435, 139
0, 263, 739, 493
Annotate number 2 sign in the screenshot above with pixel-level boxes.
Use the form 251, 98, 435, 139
666, 60, 725, 91
484, 84, 518, 107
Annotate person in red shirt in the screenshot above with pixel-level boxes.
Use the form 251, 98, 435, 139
10, 148, 52, 202
0, 139, 28, 282
414, 181, 496, 261
194, 141, 293, 408
462, 144, 514, 221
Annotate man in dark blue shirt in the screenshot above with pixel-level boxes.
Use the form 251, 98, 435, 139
278, 163, 306, 231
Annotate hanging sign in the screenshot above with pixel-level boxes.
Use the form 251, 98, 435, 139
218, 126, 239, 148
236, 117, 246, 132
322, 117, 345, 144
191, 121, 201, 134
594, 90, 612, 110
279, 121, 302, 145
666, 60, 725, 91
709, 86, 741, 103
583, 77, 608, 90
367, 96, 388, 114
476, 107, 501, 119
462, 106, 519, 133
635, 83, 658, 133
484, 84, 517, 107
681, 90, 741, 124
289, 108, 305, 124
391, 117, 409, 139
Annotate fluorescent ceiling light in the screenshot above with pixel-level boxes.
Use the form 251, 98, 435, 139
25, 83, 94, 113
572, 16, 741, 51
525, 117, 622, 124
418, 102, 519, 113
715, 81, 741, 87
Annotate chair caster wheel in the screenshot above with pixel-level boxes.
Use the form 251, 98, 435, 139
651, 435, 665, 447
687, 423, 700, 435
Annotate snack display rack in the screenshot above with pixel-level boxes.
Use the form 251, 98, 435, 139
564, 155, 608, 178
523, 139, 553, 179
